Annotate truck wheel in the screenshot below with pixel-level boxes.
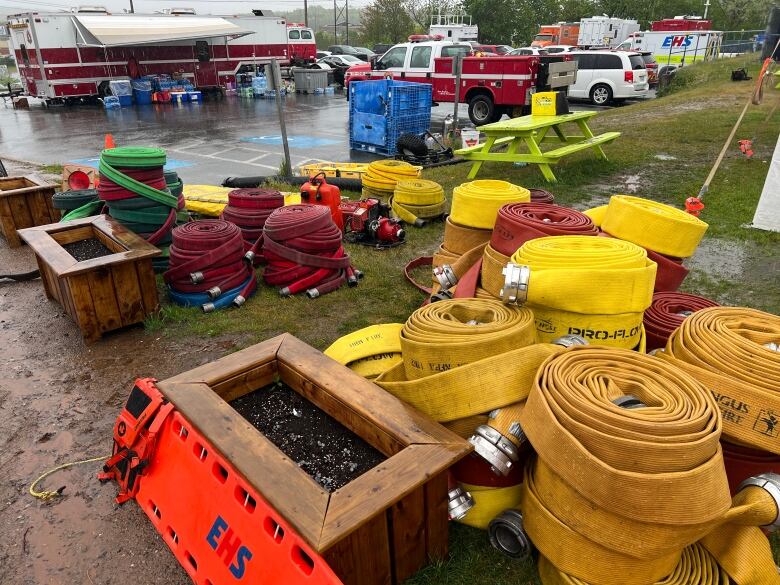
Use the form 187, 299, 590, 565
468, 95, 495, 126
589, 84, 612, 106
396, 133, 428, 157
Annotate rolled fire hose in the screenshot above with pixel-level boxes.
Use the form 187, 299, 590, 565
529, 188, 555, 204
52, 189, 99, 216
262, 204, 359, 298
221, 188, 285, 266
657, 306, 780, 454
643, 291, 719, 351
450, 180, 530, 230
503, 235, 656, 348
164, 220, 256, 311
324, 323, 403, 380
431, 218, 492, 292
513, 347, 780, 585
362, 160, 421, 198
60, 200, 104, 222
98, 147, 180, 271
390, 179, 446, 226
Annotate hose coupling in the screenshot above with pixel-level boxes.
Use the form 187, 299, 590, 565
207, 286, 222, 300
737, 473, 780, 531
244, 251, 256, 264
552, 334, 588, 348
676, 310, 693, 317
347, 275, 358, 287
433, 264, 458, 291
465, 319, 483, 326
613, 395, 646, 409
190, 271, 205, 285
447, 486, 475, 521
469, 424, 520, 476
232, 295, 246, 308
488, 509, 532, 558
354, 269, 365, 280
500, 263, 530, 305
765, 342, 780, 352
413, 219, 425, 228
279, 287, 292, 297
307, 288, 320, 299
202, 302, 216, 313
430, 290, 454, 303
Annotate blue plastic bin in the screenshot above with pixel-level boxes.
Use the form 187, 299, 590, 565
349, 79, 432, 117
134, 89, 152, 105
118, 94, 133, 107
188, 91, 202, 102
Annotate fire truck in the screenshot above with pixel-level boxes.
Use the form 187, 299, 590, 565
346, 37, 576, 125
6, 8, 316, 101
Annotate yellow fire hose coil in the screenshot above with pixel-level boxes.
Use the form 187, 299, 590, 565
510, 235, 656, 348
519, 346, 780, 585
391, 179, 446, 224
450, 180, 531, 229
657, 306, 780, 454
457, 482, 524, 530
324, 324, 403, 380
596, 195, 709, 258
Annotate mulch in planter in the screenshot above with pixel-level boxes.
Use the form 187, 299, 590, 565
62, 238, 114, 261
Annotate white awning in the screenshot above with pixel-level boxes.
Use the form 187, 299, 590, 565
73, 14, 252, 47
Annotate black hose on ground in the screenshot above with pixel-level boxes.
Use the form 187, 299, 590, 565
0, 270, 40, 282
222, 175, 363, 192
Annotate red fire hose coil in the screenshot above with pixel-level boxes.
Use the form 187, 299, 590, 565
643, 291, 719, 351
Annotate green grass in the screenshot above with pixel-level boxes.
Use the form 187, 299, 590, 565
135, 56, 780, 584
39, 163, 64, 176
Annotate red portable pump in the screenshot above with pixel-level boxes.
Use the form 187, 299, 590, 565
301, 172, 344, 231
340, 198, 405, 248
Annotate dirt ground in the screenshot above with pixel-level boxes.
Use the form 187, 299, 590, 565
0, 163, 207, 584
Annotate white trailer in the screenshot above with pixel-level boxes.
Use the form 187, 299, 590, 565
429, 13, 478, 43
578, 16, 640, 48
616, 30, 723, 69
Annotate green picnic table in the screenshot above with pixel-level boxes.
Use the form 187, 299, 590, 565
455, 111, 620, 182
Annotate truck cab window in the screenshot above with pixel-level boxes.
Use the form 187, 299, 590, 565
301, 30, 312, 40
410, 46, 432, 68
377, 47, 407, 69
289, 30, 300, 40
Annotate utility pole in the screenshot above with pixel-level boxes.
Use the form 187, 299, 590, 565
304, 0, 308, 27
703, 0, 710, 19
345, 0, 349, 45
129, 0, 134, 13
333, 0, 338, 44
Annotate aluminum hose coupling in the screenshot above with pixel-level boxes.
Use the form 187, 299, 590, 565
244, 250, 256, 264
190, 271, 205, 285
500, 263, 530, 305
488, 509, 532, 558
232, 295, 246, 308
737, 473, 780, 531
469, 424, 521, 476
552, 334, 588, 348
430, 289, 454, 303
613, 395, 647, 409
448, 486, 475, 521
433, 264, 458, 291
207, 286, 222, 300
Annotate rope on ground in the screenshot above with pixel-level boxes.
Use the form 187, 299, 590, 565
29, 455, 110, 501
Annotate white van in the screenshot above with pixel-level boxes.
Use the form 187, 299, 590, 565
568, 50, 649, 105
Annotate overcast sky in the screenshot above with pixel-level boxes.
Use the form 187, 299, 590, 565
1, 0, 371, 16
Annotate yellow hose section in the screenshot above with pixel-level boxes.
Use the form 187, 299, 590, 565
457, 482, 524, 530
324, 324, 403, 380
391, 179, 446, 224
444, 414, 490, 438
519, 347, 780, 585
480, 244, 511, 297
583, 205, 608, 226
511, 236, 656, 348
362, 160, 422, 196
597, 195, 709, 258
490, 401, 525, 447
657, 306, 780, 454
450, 180, 530, 229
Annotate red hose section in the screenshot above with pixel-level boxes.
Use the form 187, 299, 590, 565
722, 441, 780, 495
529, 188, 555, 204
452, 452, 525, 487
221, 189, 285, 263
490, 202, 598, 257
262, 205, 356, 297
146, 208, 178, 245
98, 168, 167, 199
643, 291, 720, 351
164, 220, 255, 298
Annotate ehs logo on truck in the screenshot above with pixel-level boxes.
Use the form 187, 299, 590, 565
206, 515, 253, 579
661, 35, 694, 48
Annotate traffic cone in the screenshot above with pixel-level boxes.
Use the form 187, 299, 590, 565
104, 134, 115, 149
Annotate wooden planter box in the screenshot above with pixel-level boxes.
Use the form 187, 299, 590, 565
18, 215, 161, 341
157, 334, 472, 585
0, 175, 57, 248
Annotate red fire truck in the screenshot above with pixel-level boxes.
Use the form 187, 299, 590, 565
6, 9, 316, 101
346, 37, 576, 125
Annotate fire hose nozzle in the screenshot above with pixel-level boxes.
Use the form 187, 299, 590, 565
430, 290, 454, 303
202, 302, 216, 313
279, 287, 291, 297
307, 288, 320, 299
488, 509, 532, 559
552, 334, 588, 348
737, 473, 780, 531
244, 251, 256, 264
190, 271, 205, 285
447, 486, 475, 521
500, 263, 530, 305
469, 424, 520, 477
207, 286, 222, 300
232, 295, 246, 308
433, 264, 458, 291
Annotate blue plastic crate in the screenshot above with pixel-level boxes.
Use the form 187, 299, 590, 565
349, 79, 432, 117
350, 109, 430, 154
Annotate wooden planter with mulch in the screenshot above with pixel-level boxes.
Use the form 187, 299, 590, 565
0, 175, 57, 248
157, 334, 472, 585
18, 215, 160, 341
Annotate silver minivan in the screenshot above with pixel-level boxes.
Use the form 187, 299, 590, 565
568, 50, 650, 105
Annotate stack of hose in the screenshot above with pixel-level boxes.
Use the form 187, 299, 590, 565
658, 307, 780, 493
512, 346, 780, 584
391, 179, 446, 226
221, 188, 285, 266
529, 188, 555, 204
324, 323, 403, 380
53, 189, 99, 220
263, 204, 359, 298
585, 195, 708, 292
506, 236, 655, 349
643, 291, 719, 351
164, 220, 256, 312
98, 147, 181, 271
361, 160, 421, 199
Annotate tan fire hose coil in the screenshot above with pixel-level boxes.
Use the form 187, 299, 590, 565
450, 180, 531, 230
324, 324, 403, 380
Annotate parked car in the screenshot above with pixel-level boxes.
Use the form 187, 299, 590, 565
544, 45, 580, 54
635, 51, 658, 85
316, 50, 332, 59
568, 50, 649, 105
372, 43, 393, 55
509, 46, 548, 55
473, 44, 513, 54
352, 47, 377, 61
319, 54, 364, 85
327, 45, 371, 61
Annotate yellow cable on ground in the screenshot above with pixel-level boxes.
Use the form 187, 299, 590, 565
458, 482, 524, 530
450, 180, 530, 229
657, 306, 780, 454
324, 323, 403, 380
391, 179, 446, 225
30, 455, 110, 500
508, 235, 656, 348
519, 346, 780, 585
593, 195, 709, 258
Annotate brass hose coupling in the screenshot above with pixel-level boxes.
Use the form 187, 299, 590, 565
737, 473, 780, 531
500, 263, 530, 305
433, 264, 458, 291
488, 509, 532, 558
